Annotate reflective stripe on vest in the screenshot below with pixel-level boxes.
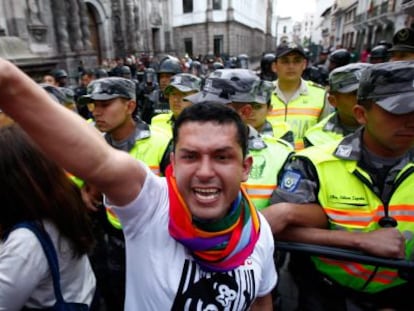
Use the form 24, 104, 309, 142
325, 205, 414, 228
296, 145, 414, 292
269, 82, 325, 150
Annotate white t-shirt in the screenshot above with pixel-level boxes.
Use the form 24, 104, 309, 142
109, 164, 277, 310
0, 221, 96, 311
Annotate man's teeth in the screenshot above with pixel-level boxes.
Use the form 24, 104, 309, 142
194, 188, 219, 199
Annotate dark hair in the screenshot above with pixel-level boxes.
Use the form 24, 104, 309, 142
173, 103, 248, 157
0, 125, 94, 257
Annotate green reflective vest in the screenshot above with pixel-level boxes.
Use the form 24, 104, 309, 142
269, 81, 325, 150
297, 145, 414, 293
304, 113, 344, 147
243, 137, 293, 210
106, 128, 169, 229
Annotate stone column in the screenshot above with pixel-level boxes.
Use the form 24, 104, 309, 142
133, 3, 140, 52
78, 0, 93, 50
67, 0, 83, 51
125, 0, 138, 53
112, 0, 125, 57
51, 0, 71, 53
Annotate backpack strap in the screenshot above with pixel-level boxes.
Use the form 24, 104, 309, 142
10, 221, 65, 304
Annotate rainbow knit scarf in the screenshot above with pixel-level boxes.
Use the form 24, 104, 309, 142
166, 165, 261, 272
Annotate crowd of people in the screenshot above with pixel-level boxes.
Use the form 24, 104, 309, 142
1, 26, 414, 311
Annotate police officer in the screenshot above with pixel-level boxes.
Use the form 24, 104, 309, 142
369, 45, 389, 64
151, 73, 202, 136
51, 69, 69, 87
141, 56, 182, 124
264, 61, 414, 311
327, 49, 351, 73
304, 62, 372, 147
77, 77, 170, 310
389, 27, 414, 61
186, 68, 294, 210
151, 73, 202, 175
136, 67, 159, 117
260, 53, 277, 81
74, 69, 96, 119
269, 42, 328, 150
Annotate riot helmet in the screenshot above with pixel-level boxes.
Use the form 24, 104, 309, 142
143, 68, 157, 84
236, 54, 249, 69
369, 45, 389, 64
260, 53, 277, 81
328, 49, 351, 72
158, 56, 182, 75
190, 60, 204, 77
212, 62, 224, 70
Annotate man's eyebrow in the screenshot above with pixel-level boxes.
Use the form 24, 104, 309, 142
178, 146, 235, 153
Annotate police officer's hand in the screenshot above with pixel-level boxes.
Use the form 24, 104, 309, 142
357, 228, 406, 259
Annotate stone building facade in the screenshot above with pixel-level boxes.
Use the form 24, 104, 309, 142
0, 0, 174, 80
172, 0, 277, 62
0, 0, 277, 79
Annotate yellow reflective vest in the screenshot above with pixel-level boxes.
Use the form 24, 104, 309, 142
106, 127, 169, 229
269, 80, 326, 150
304, 113, 344, 147
297, 144, 414, 293
151, 112, 173, 138
243, 135, 293, 210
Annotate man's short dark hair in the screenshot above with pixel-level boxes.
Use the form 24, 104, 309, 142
173, 103, 248, 158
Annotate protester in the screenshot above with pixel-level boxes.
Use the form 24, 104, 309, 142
0, 59, 276, 310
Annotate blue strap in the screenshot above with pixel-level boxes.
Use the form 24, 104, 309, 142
10, 221, 65, 303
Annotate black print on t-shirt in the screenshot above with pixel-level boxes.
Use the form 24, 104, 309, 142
171, 259, 255, 311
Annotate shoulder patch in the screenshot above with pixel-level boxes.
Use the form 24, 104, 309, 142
280, 170, 302, 192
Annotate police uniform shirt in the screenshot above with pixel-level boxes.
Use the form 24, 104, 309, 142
271, 128, 414, 205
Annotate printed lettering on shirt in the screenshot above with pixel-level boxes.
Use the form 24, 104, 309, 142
280, 170, 302, 192
171, 259, 256, 311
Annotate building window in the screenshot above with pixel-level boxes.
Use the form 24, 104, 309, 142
183, 0, 193, 13
184, 38, 193, 57
214, 35, 223, 57
283, 26, 287, 34
213, 0, 222, 10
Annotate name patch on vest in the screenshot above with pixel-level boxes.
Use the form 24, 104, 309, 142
280, 170, 302, 192
328, 194, 368, 206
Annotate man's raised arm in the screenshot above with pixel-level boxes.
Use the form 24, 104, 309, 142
0, 59, 145, 206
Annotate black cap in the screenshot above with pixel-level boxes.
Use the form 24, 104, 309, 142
329, 63, 372, 93
78, 77, 136, 105
275, 42, 306, 59
389, 28, 414, 53
357, 61, 414, 114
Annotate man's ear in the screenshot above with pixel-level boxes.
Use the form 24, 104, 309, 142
127, 100, 136, 115
327, 93, 338, 108
242, 156, 253, 182
353, 104, 367, 126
